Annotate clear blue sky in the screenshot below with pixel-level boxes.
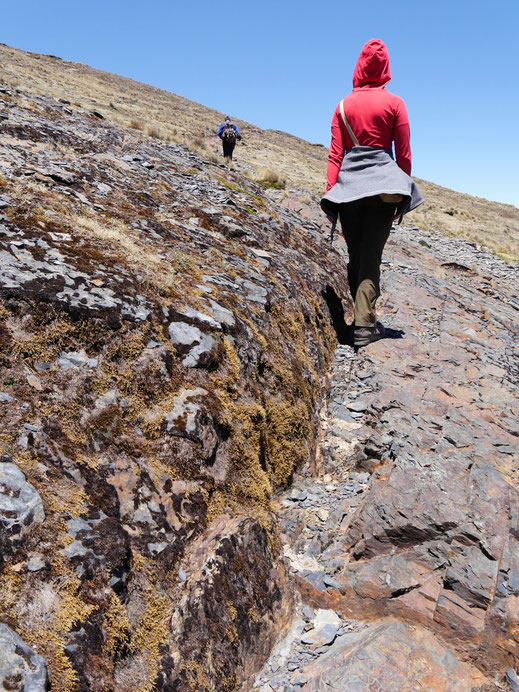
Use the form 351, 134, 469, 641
2, 0, 518, 206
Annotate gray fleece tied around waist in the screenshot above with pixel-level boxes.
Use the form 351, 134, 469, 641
321, 146, 424, 222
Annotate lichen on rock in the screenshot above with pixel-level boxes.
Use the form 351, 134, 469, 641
0, 460, 45, 562
0, 82, 348, 689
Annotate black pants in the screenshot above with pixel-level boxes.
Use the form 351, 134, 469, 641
222, 140, 235, 160
339, 195, 396, 327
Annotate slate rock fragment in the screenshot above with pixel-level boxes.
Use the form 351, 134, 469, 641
168, 321, 218, 368
506, 668, 519, 692
0, 623, 48, 692
58, 350, 98, 370
0, 462, 45, 543
164, 387, 219, 459
301, 620, 489, 690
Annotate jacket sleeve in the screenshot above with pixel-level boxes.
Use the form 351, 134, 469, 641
393, 98, 412, 175
234, 124, 239, 134
217, 123, 223, 137
326, 106, 344, 192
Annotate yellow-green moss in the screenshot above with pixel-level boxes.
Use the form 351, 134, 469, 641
10, 318, 75, 363
104, 591, 131, 656
205, 487, 228, 524
8, 561, 95, 692
265, 399, 311, 487
221, 335, 241, 382
179, 661, 212, 692
122, 561, 170, 692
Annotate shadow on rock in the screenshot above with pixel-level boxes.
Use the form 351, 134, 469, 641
384, 326, 405, 340
352, 327, 405, 353
323, 285, 351, 345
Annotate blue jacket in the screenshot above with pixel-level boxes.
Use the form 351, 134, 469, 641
217, 121, 239, 137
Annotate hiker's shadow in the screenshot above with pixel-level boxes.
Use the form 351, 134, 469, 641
345, 325, 405, 350
384, 327, 405, 340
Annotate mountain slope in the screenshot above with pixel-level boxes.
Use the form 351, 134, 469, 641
1, 44, 519, 692
1, 42, 518, 260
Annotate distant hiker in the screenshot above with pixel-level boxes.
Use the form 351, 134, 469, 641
321, 39, 423, 349
217, 116, 241, 160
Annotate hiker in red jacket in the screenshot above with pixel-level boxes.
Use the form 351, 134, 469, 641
321, 39, 423, 349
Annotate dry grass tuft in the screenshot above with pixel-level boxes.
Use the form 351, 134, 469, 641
146, 124, 165, 140
129, 119, 145, 131
256, 168, 287, 190
71, 212, 201, 293
185, 136, 220, 164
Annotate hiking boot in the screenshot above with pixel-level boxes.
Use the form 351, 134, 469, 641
354, 322, 385, 348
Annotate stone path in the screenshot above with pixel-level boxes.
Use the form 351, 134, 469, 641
253, 222, 519, 691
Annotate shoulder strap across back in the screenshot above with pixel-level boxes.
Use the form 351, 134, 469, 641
339, 99, 360, 147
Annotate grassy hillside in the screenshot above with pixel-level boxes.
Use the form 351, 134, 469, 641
1, 42, 518, 260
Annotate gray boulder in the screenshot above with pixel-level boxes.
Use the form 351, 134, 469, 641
164, 387, 218, 459
168, 321, 218, 367
0, 462, 45, 541
0, 623, 48, 691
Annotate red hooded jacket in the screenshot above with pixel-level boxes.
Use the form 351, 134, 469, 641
326, 39, 412, 192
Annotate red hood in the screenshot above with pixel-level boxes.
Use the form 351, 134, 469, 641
353, 39, 391, 88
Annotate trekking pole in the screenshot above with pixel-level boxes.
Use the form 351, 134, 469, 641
327, 217, 337, 243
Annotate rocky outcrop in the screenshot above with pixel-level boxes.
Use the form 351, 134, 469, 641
302, 620, 489, 690
331, 230, 519, 673
254, 215, 519, 690
0, 85, 348, 690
